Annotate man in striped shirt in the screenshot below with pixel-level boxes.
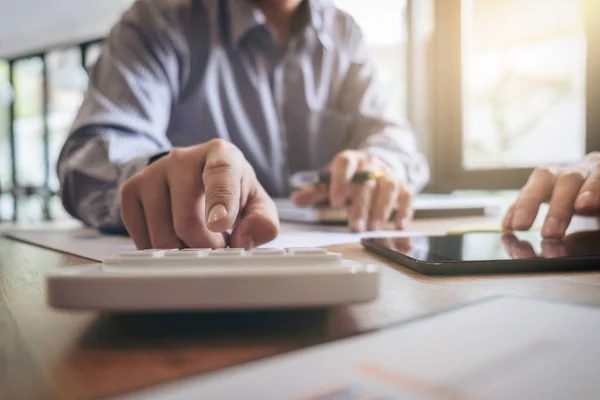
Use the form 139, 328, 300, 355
57, 0, 430, 249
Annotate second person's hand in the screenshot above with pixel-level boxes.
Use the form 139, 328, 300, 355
503, 152, 600, 238
120, 139, 279, 250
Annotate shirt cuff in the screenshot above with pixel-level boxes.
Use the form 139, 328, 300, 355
148, 150, 171, 165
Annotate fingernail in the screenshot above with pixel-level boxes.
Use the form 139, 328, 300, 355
512, 209, 530, 230
575, 191, 596, 210
396, 218, 410, 230
243, 235, 255, 250
208, 203, 228, 224
352, 219, 365, 232
542, 216, 564, 238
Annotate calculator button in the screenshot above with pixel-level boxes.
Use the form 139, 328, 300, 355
165, 249, 210, 257
181, 248, 211, 252
286, 248, 327, 255
119, 250, 167, 258
250, 248, 285, 256
209, 248, 246, 256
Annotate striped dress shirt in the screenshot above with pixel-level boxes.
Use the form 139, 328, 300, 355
57, 0, 430, 231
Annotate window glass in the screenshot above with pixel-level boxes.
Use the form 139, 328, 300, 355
462, 0, 586, 169
333, 0, 408, 114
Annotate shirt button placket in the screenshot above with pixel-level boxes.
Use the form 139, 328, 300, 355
283, 40, 306, 192
273, 57, 289, 195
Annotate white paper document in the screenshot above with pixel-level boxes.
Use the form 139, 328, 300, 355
3, 227, 135, 261
116, 297, 600, 400
2, 223, 414, 261
263, 225, 414, 249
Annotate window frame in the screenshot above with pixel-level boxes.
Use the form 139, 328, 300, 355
584, 0, 600, 154
1, 39, 103, 221
421, 0, 600, 193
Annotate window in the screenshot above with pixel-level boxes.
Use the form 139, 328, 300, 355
0, 48, 89, 221
429, 0, 599, 192
0, 61, 12, 220
84, 42, 104, 71
47, 48, 87, 191
333, 0, 408, 114
462, 0, 586, 170
13, 57, 45, 188
48, 48, 88, 220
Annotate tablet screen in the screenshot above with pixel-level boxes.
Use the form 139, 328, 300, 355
364, 230, 600, 263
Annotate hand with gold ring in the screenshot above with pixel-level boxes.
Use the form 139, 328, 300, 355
291, 150, 413, 232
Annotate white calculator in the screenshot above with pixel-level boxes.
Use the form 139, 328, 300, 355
45, 247, 380, 311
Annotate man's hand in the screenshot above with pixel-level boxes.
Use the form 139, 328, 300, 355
291, 150, 412, 232
503, 152, 600, 238
120, 139, 279, 249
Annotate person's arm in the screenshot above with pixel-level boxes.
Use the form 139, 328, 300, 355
292, 16, 430, 232
57, 0, 186, 231
338, 19, 430, 193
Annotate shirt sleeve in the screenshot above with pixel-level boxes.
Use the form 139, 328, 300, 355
336, 17, 431, 193
57, 0, 185, 231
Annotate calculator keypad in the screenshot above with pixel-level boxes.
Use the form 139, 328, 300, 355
118, 250, 168, 258
106, 247, 342, 270
286, 247, 328, 256
209, 248, 246, 257
165, 249, 210, 257
250, 248, 285, 256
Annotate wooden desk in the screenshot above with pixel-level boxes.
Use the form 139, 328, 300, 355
1, 216, 599, 400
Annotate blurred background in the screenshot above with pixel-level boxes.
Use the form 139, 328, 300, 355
0, 0, 598, 222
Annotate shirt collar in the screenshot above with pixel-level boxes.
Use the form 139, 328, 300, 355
227, 0, 333, 48
305, 0, 334, 50
227, 0, 267, 45
306, 0, 324, 32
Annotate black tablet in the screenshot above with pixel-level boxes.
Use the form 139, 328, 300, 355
361, 230, 600, 275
